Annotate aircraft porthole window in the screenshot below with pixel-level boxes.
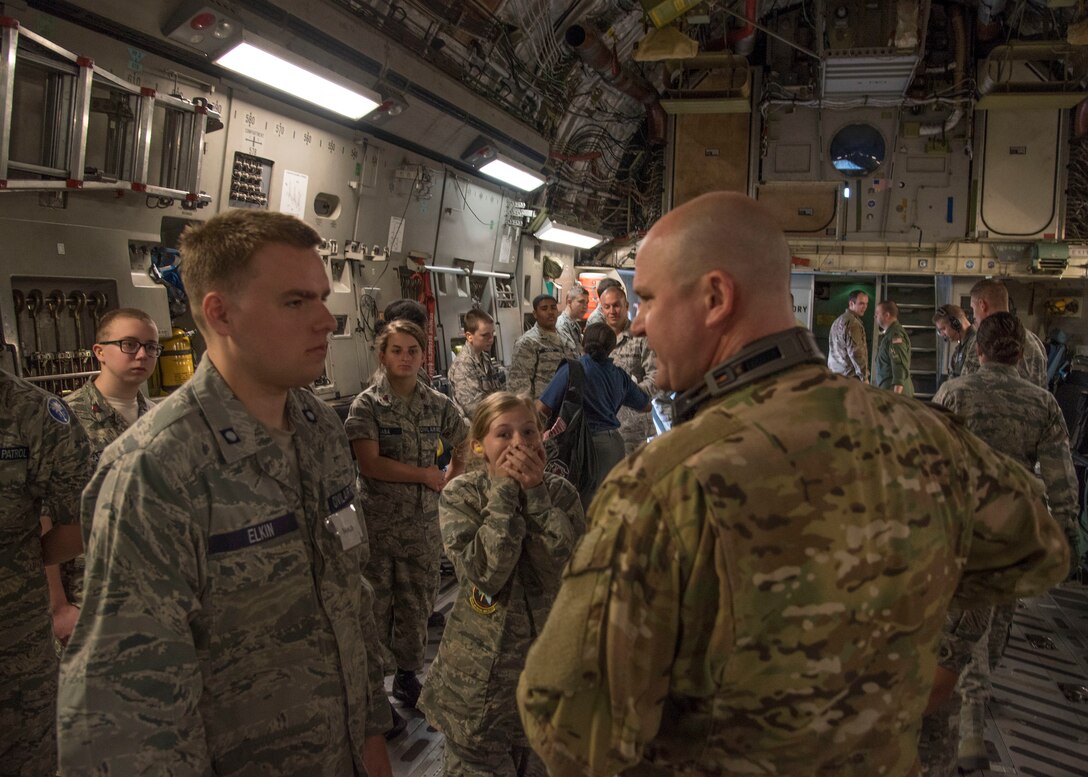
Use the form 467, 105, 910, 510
829, 123, 886, 176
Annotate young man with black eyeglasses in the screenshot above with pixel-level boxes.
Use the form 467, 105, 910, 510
57, 308, 161, 621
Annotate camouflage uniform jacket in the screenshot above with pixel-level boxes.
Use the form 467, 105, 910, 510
65, 378, 152, 459
556, 310, 583, 353
518, 363, 1068, 777
58, 359, 389, 776
875, 321, 914, 396
827, 310, 869, 380
448, 347, 504, 421
586, 305, 606, 329
345, 374, 468, 552
506, 324, 579, 401
1, 371, 91, 772
960, 328, 1047, 388
611, 322, 658, 451
949, 326, 977, 379
62, 380, 153, 604
934, 362, 1081, 560
419, 470, 584, 749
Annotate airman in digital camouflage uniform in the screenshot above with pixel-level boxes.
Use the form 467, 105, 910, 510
517, 192, 1069, 777
585, 277, 621, 329
875, 300, 914, 396
556, 284, 588, 353
506, 294, 579, 401
62, 307, 159, 609
933, 304, 976, 379
419, 392, 584, 776
58, 210, 393, 777
827, 289, 869, 380
968, 278, 1047, 387
346, 319, 468, 708
1, 370, 90, 776
926, 312, 1080, 774
448, 308, 505, 419
598, 285, 658, 454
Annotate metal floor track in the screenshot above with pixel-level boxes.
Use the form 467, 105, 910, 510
388, 574, 1088, 777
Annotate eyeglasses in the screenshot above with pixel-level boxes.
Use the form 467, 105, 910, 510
98, 339, 164, 357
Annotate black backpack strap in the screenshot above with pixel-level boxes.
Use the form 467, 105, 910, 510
564, 358, 585, 404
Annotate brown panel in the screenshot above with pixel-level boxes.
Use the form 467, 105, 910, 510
755, 183, 840, 235
671, 112, 750, 207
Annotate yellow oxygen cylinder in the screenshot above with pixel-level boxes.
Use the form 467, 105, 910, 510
158, 327, 195, 392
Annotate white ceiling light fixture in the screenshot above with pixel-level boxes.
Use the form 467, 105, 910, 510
214, 34, 380, 120
462, 137, 546, 192
478, 156, 546, 192
535, 218, 605, 249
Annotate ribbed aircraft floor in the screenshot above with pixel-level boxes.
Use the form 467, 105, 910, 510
388, 573, 1088, 777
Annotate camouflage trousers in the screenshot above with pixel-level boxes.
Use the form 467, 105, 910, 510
366, 547, 440, 674
443, 738, 542, 777
957, 602, 1015, 761
0, 636, 58, 777
918, 689, 961, 777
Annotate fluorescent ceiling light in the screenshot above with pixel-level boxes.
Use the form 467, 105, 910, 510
215, 38, 379, 120
478, 157, 546, 192
535, 218, 604, 249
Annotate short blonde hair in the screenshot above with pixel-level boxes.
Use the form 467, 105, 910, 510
95, 307, 158, 342
469, 392, 539, 449
179, 210, 320, 328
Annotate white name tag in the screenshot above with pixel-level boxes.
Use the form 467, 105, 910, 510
326, 505, 363, 551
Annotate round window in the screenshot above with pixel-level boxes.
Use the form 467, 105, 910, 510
829, 123, 886, 176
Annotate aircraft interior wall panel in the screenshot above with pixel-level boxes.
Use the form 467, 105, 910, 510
431, 176, 507, 372
671, 113, 751, 207
978, 109, 1064, 239
759, 106, 970, 242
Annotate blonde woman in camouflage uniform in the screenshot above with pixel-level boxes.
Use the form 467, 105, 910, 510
346, 320, 468, 710
419, 392, 584, 776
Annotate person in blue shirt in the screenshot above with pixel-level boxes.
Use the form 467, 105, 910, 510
536, 322, 650, 507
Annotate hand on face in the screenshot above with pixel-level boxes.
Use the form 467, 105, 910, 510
495, 441, 545, 489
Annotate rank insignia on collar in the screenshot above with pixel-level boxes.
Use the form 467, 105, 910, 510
302, 408, 317, 423
220, 428, 241, 444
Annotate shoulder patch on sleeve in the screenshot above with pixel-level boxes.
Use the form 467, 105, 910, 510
46, 397, 71, 425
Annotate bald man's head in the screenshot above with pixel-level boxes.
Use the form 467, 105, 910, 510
631, 192, 798, 392
642, 192, 792, 297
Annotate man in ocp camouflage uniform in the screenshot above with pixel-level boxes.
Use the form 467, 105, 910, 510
875, 299, 914, 396
925, 312, 1081, 774
598, 285, 658, 454
58, 210, 393, 776
506, 294, 579, 401
827, 289, 869, 380
517, 192, 1069, 777
1, 370, 91, 776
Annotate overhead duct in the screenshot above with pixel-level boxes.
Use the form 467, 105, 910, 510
977, 42, 1088, 110
565, 24, 667, 146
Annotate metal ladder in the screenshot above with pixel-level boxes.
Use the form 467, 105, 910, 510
0, 15, 221, 207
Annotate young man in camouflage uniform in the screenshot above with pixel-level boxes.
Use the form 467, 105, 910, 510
556, 284, 588, 353
448, 308, 505, 420
827, 289, 869, 380
0, 370, 91, 776
875, 300, 914, 396
926, 312, 1081, 774
969, 278, 1048, 387
598, 285, 658, 454
517, 192, 1069, 777
61, 308, 160, 612
933, 304, 977, 379
58, 210, 393, 776
506, 294, 579, 401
